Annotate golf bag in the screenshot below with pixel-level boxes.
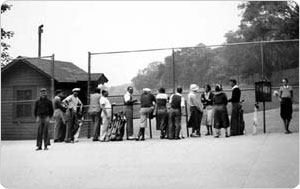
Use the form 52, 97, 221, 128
107, 111, 126, 141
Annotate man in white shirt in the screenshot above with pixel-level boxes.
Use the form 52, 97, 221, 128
99, 88, 112, 142
62, 88, 83, 143
124, 86, 137, 140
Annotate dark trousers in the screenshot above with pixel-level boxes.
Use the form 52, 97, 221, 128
36, 116, 50, 148
125, 106, 134, 137
168, 108, 181, 139
188, 106, 202, 134
90, 112, 101, 139
156, 108, 168, 135
65, 109, 76, 142
230, 103, 242, 136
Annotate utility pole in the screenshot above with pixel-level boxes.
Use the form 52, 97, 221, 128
38, 25, 44, 58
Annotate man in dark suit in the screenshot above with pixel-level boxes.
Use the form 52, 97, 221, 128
228, 79, 242, 136
34, 88, 54, 150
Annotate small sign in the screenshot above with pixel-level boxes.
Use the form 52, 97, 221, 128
255, 81, 272, 102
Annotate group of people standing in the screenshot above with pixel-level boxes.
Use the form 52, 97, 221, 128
33, 79, 243, 150
33, 77, 294, 150
186, 79, 243, 138
122, 79, 244, 141
34, 87, 83, 150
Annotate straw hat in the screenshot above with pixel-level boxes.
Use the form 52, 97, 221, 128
189, 84, 199, 91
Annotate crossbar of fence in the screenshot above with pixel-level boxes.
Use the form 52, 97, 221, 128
90, 39, 299, 55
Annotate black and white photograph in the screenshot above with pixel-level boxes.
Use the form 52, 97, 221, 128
1, 1, 299, 188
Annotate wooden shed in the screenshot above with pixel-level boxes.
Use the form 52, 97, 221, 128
1, 57, 108, 140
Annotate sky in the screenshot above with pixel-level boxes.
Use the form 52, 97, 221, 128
1, 1, 242, 86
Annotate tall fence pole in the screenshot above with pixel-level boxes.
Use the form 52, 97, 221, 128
260, 41, 264, 79
38, 25, 43, 58
87, 52, 91, 138
260, 41, 267, 133
51, 54, 55, 99
172, 48, 176, 93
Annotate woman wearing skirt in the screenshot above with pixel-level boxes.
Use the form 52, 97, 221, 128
201, 84, 214, 136
278, 78, 293, 134
213, 84, 230, 138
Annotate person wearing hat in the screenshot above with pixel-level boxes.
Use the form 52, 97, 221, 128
213, 84, 230, 138
52, 89, 67, 142
62, 88, 83, 143
34, 88, 54, 150
228, 79, 242, 136
99, 88, 112, 142
187, 84, 203, 137
136, 88, 156, 141
123, 86, 137, 140
88, 87, 102, 141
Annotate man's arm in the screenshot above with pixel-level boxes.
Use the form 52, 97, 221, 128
34, 100, 38, 118
49, 100, 54, 117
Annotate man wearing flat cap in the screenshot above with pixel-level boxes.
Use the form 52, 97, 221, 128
136, 88, 156, 141
63, 88, 83, 142
34, 88, 54, 150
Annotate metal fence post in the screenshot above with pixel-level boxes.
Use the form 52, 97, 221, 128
185, 100, 189, 137
149, 117, 152, 139
87, 52, 91, 138
260, 41, 264, 78
51, 54, 55, 99
172, 48, 176, 93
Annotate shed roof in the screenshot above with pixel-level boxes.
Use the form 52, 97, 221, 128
2, 57, 108, 83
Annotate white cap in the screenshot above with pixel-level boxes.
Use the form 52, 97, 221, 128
72, 88, 80, 92
143, 88, 151, 92
190, 84, 199, 91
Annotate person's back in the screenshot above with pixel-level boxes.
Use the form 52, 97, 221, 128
137, 88, 156, 141
88, 92, 101, 113
213, 92, 227, 106
141, 93, 156, 108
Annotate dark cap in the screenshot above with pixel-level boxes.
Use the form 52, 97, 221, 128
55, 89, 62, 95
40, 88, 47, 92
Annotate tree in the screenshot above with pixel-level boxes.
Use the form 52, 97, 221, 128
238, 1, 299, 41
1, 4, 14, 67
222, 1, 299, 83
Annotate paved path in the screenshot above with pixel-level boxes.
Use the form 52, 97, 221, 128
1, 107, 299, 189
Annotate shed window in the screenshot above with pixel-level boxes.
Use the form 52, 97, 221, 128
14, 87, 36, 119
16, 90, 33, 117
